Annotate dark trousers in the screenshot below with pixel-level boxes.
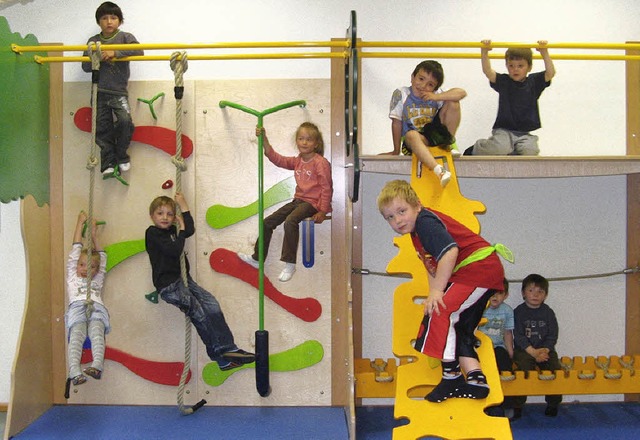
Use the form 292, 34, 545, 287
252, 199, 317, 264
494, 346, 516, 408
512, 348, 563, 408
95, 92, 134, 171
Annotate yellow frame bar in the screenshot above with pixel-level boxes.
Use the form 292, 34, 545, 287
359, 41, 640, 50
12, 40, 349, 54
360, 52, 640, 61
33, 52, 347, 64
15, 39, 640, 63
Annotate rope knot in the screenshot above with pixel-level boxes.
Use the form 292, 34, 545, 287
88, 41, 102, 70
86, 155, 99, 170
170, 51, 188, 86
172, 156, 187, 172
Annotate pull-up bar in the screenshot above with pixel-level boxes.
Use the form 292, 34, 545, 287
32, 52, 346, 64
359, 52, 640, 61
358, 40, 640, 61
359, 41, 640, 50
11, 40, 349, 53
12, 40, 350, 64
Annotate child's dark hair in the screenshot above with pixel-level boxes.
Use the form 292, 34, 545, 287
96, 2, 124, 23
521, 273, 549, 294
505, 48, 533, 66
502, 278, 509, 293
297, 122, 325, 156
149, 196, 176, 216
412, 60, 445, 89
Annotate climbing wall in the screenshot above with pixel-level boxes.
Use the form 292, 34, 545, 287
388, 153, 512, 439
60, 78, 332, 406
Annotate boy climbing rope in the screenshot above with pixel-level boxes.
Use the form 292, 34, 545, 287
145, 192, 255, 370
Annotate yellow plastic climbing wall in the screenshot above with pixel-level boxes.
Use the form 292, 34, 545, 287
388, 151, 512, 440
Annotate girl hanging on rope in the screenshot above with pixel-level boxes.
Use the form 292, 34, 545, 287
238, 122, 333, 282
145, 192, 255, 371
66, 211, 110, 386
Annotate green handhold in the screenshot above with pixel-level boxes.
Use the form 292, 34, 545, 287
206, 176, 295, 229
104, 239, 146, 272
202, 339, 324, 387
145, 291, 159, 304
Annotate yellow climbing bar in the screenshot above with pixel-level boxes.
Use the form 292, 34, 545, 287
11, 40, 349, 53
360, 52, 640, 61
357, 40, 640, 61
359, 41, 640, 50
33, 52, 346, 64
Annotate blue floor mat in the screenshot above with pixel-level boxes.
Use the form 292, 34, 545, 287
13, 405, 348, 440
12, 402, 640, 439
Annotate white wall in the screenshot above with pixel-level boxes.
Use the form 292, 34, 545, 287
0, 202, 26, 404
2, 0, 639, 403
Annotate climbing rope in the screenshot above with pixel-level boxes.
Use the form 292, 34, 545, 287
620, 356, 635, 376
352, 265, 640, 284
169, 51, 204, 415
82, 41, 103, 317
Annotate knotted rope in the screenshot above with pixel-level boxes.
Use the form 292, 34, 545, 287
169, 51, 202, 415
82, 41, 103, 317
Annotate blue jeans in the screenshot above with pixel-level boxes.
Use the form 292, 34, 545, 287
159, 277, 237, 362
95, 92, 134, 171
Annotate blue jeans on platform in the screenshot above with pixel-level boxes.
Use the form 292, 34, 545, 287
95, 92, 134, 172
159, 276, 238, 362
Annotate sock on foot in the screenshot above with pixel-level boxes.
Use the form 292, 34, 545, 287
425, 375, 464, 403
455, 369, 490, 399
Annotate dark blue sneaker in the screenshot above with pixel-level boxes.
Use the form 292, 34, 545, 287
222, 349, 255, 365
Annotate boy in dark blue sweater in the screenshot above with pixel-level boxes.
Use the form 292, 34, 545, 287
513, 273, 562, 418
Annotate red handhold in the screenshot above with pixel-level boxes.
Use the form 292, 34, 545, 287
81, 345, 190, 385
162, 180, 173, 189
73, 107, 194, 158
209, 248, 322, 322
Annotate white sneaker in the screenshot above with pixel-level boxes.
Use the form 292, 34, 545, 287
450, 148, 461, 158
439, 169, 451, 188
237, 252, 259, 269
119, 162, 130, 172
102, 167, 115, 176
279, 263, 296, 282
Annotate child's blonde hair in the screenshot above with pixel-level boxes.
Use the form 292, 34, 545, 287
376, 180, 421, 213
79, 249, 101, 266
149, 195, 176, 216
297, 122, 325, 156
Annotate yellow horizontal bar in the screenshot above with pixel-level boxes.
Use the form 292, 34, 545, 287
34, 52, 347, 64
13, 40, 349, 54
359, 41, 640, 51
360, 51, 640, 61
